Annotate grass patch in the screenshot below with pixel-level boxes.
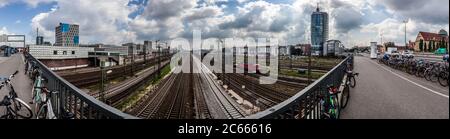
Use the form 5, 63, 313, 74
85, 76, 127, 92
116, 65, 172, 111
279, 69, 325, 79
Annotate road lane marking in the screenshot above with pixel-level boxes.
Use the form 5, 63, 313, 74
365, 58, 449, 99
21, 54, 26, 64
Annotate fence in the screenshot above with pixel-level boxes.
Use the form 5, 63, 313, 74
25, 52, 137, 119
248, 56, 351, 119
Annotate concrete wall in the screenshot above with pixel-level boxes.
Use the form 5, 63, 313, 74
29, 45, 93, 59
40, 58, 89, 71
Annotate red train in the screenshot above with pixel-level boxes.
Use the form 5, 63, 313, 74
237, 64, 260, 73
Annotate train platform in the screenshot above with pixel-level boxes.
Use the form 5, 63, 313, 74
0, 53, 35, 114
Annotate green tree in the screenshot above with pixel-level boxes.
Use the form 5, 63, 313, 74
428, 42, 432, 52
431, 41, 435, 51
419, 40, 424, 52
441, 40, 446, 48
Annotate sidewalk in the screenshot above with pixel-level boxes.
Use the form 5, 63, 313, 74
0, 53, 35, 114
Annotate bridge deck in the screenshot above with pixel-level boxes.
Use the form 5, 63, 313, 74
341, 55, 449, 119
0, 53, 35, 114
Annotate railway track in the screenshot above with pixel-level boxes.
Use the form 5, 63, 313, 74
219, 73, 292, 109
133, 73, 195, 119
105, 62, 170, 107
218, 73, 275, 109
130, 55, 246, 119
193, 73, 212, 119
134, 73, 177, 118
194, 56, 246, 119
59, 55, 172, 87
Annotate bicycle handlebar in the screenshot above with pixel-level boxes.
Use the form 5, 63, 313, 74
0, 70, 19, 91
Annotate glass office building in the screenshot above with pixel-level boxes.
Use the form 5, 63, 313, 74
55, 23, 80, 47
311, 6, 328, 56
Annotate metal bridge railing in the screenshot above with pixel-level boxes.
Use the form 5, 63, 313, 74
25, 52, 137, 119
247, 56, 351, 119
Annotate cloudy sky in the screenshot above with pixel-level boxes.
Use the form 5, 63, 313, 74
0, 0, 448, 47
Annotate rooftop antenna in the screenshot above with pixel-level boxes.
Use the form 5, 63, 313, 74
316, 2, 320, 12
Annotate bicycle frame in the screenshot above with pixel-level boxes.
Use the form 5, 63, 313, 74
37, 90, 57, 119
320, 86, 340, 119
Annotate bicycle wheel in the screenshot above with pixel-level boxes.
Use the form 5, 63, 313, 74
416, 67, 426, 78
36, 104, 48, 119
341, 86, 350, 109
407, 66, 415, 75
438, 72, 448, 87
349, 76, 356, 88
424, 69, 432, 81
430, 72, 439, 82
12, 98, 33, 119
331, 96, 340, 119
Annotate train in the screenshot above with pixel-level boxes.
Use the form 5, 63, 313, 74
237, 63, 261, 74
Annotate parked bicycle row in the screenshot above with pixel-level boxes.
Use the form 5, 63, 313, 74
0, 71, 33, 119
319, 56, 359, 119
378, 54, 449, 87
24, 55, 75, 119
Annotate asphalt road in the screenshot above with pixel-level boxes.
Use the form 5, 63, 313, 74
0, 54, 34, 116
340, 55, 449, 119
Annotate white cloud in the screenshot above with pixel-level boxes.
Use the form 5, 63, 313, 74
23, 0, 56, 7
0, 0, 10, 7
31, 0, 135, 45
21, 0, 448, 47
0, 26, 9, 34
361, 18, 449, 45
0, 0, 56, 8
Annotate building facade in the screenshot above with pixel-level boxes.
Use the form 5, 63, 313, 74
311, 6, 329, 56
324, 40, 344, 56
28, 45, 93, 70
414, 29, 449, 52
55, 23, 79, 47
36, 36, 44, 45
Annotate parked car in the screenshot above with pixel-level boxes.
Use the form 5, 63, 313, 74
391, 51, 400, 56
402, 50, 414, 58
435, 48, 447, 55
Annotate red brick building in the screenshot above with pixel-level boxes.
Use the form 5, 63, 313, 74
414, 29, 449, 52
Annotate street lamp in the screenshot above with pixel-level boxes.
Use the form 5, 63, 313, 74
100, 60, 113, 103
403, 19, 409, 50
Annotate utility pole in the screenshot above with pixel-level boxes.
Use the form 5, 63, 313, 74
157, 40, 161, 77
144, 41, 147, 65
131, 44, 135, 76
403, 19, 409, 50
306, 27, 312, 84
100, 61, 106, 102
403, 19, 409, 51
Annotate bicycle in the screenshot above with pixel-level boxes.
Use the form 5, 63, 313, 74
438, 62, 449, 87
319, 85, 340, 119
30, 70, 45, 110
35, 88, 75, 119
340, 70, 359, 109
0, 71, 33, 119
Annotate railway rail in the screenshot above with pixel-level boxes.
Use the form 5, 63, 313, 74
98, 61, 170, 107
59, 55, 172, 87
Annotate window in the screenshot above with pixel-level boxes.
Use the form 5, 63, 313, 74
72, 51, 75, 55
63, 51, 67, 55
53, 51, 58, 55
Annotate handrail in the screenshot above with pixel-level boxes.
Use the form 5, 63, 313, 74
247, 56, 351, 119
25, 52, 138, 119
